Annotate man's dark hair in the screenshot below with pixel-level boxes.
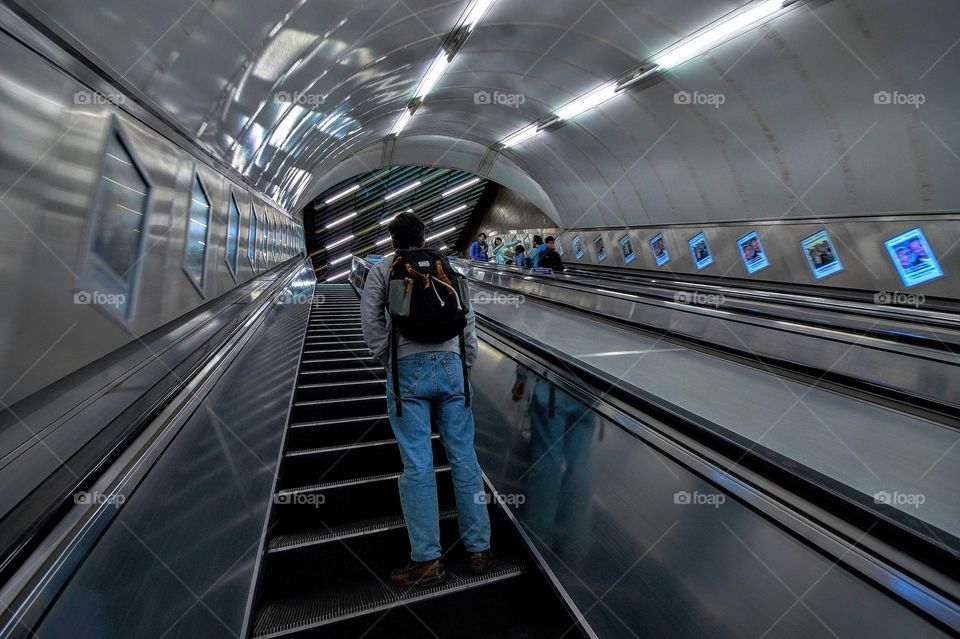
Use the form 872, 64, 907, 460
533, 235, 543, 245
545, 235, 555, 243
387, 212, 425, 249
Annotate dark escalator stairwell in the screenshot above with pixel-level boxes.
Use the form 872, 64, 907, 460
249, 284, 580, 639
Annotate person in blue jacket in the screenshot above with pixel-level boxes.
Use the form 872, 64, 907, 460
491, 237, 508, 264
531, 235, 547, 268
469, 233, 489, 261
512, 243, 528, 266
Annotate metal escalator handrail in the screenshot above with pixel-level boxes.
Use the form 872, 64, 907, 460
0, 256, 312, 639
475, 313, 960, 635
470, 261, 960, 332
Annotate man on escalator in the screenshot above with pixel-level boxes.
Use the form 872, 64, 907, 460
538, 236, 564, 272
360, 212, 494, 586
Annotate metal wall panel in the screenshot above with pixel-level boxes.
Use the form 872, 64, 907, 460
0, 24, 305, 406
552, 215, 958, 299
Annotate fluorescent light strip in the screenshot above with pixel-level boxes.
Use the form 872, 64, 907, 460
655, 0, 784, 69
376, 236, 392, 245
501, 124, 541, 148
433, 204, 467, 221
326, 269, 350, 282
323, 211, 357, 230
426, 226, 457, 242
414, 51, 450, 99
329, 253, 353, 265
441, 177, 481, 197
392, 108, 413, 135
462, 0, 495, 32
326, 234, 354, 249
555, 81, 618, 121
379, 213, 399, 226
499, 0, 788, 150
384, 180, 421, 201
324, 183, 360, 204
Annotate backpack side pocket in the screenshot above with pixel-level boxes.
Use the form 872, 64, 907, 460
389, 277, 413, 318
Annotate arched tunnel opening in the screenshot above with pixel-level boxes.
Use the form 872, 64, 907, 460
0, 1, 957, 638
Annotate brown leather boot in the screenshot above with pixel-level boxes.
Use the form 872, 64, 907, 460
389, 559, 445, 586
468, 550, 494, 575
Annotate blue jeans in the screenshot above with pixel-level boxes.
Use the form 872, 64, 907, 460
387, 351, 491, 561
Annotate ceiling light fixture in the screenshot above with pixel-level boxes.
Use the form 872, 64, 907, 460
326, 234, 354, 249
433, 204, 467, 221
379, 213, 399, 226
376, 236, 392, 245
426, 226, 458, 242
462, 0, 496, 32
501, 124, 541, 148
326, 269, 350, 282
555, 81, 618, 121
324, 183, 360, 204
329, 253, 353, 265
414, 51, 451, 99
497, 0, 792, 151
323, 211, 357, 230
441, 177, 481, 197
392, 108, 413, 135
655, 0, 785, 69
384, 180, 421, 201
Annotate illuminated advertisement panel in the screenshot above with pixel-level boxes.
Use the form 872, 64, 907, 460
884, 228, 944, 287
649, 232, 669, 266
800, 229, 843, 279
738, 230, 770, 274
688, 231, 713, 270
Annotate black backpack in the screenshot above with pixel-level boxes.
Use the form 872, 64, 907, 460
387, 248, 471, 415
539, 248, 564, 272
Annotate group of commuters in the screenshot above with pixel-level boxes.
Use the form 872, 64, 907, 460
469, 233, 564, 271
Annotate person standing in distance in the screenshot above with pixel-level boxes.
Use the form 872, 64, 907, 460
469, 232, 490, 261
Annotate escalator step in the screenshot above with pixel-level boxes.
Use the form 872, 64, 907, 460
277, 466, 451, 496
268, 508, 458, 553
285, 433, 437, 457
253, 558, 527, 638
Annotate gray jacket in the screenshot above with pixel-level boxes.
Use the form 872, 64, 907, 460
360, 256, 478, 367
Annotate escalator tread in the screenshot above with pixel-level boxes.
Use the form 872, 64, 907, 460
277, 465, 451, 495
253, 557, 527, 638
268, 508, 458, 552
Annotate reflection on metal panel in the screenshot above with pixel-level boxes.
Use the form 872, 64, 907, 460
34, 269, 314, 639
471, 344, 951, 638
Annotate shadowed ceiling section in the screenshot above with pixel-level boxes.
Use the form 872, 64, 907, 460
305, 165, 494, 279
24, 0, 960, 229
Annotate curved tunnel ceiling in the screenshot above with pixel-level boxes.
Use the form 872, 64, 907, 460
25, 0, 960, 230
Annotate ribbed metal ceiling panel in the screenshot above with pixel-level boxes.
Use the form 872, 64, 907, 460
305, 166, 492, 277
